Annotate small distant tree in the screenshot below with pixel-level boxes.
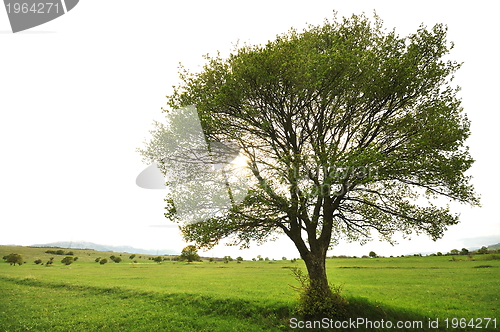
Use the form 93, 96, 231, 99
179, 245, 200, 262
110, 255, 116, 261
61, 257, 74, 265
100, 258, 108, 265
236, 256, 243, 262
450, 249, 459, 255
153, 256, 163, 263
436, 252, 443, 256
282, 257, 287, 261
460, 248, 469, 255
369, 251, 377, 258
66, 251, 74, 256
46, 257, 54, 266
4, 253, 23, 266
129, 254, 136, 260
252, 258, 256, 261
56, 250, 65, 255
113, 257, 122, 263
34, 259, 43, 265
73, 257, 78, 261
477, 246, 489, 254
95, 257, 101, 262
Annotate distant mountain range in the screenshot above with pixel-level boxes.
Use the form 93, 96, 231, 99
29, 241, 179, 256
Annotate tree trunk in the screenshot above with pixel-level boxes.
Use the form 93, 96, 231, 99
302, 247, 332, 297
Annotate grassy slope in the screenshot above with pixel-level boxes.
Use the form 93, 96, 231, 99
0, 246, 499, 331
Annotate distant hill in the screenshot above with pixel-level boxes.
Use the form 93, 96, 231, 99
29, 241, 179, 256
488, 243, 500, 250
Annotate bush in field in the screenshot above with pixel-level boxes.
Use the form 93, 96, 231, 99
95, 257, 101, 263
461, 248, 469, 255
34, 259, 43, 265
100, 259, 108, 265
46, 258, 54, 266
236, 256, 243, 262
129, 254, 136, 260
61, 257, 74, 265
3, 253, 23, 266
113, 257, 122, 263
153, 256, 163, 263
369, 251, 377, 258
73, 257, 78, 261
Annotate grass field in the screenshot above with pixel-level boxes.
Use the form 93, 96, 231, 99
0, 246, 498, 331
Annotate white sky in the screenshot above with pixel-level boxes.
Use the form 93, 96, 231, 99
0, 1, 498, 259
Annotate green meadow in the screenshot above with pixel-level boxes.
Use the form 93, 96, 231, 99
0, 246, 498, 331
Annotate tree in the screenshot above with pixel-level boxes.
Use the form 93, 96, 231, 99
477, 246, 489, 254
61, 257, 74, 265
99, 258, 108, 265
140, 13, 480, 316
129, 254, 136, 260
369, 251, 377, 258
34, 259, 42, 265
449, 249, 460, 255
3, 253, 23, 266
460, 248, 469, 255
112, 257, 122, 263
179, 245, 200, 262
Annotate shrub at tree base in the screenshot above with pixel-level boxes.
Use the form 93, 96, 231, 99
291, 267, 347, 319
